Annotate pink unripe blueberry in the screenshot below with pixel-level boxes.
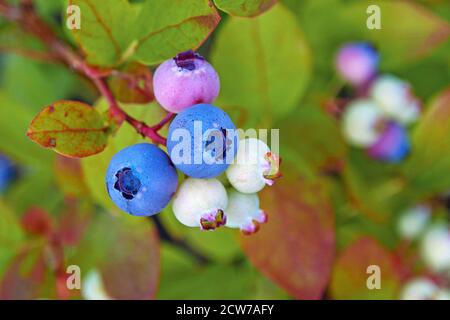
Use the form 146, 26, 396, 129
370, 74, 420, 124
335, 42, 379, 86
342, 99, 385, 147
225, 190, 267, 235
153, 50, 220, 113
172, 178, 228, 231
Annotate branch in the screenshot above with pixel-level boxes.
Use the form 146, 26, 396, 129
150, 215, 211, 265
0, 0, 170, 145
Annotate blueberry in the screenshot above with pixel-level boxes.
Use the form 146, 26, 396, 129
153, 50, 220, 113
367, 121, 410, 163
335, 42, 379, 86
167, 104, 238, 178
105, 143, 178, 216
0, 154, 17, 193
172, 178, 228, 230
370, 74, 421, 125
226, 138, 281, 194
342, 99, 385, 148
225, 190, 267, 235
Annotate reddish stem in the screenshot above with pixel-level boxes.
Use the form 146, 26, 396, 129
0, 1, 170, 145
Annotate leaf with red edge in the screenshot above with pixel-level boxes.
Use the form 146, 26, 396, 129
134, 0, 221, 65
27, 100, 110, 158
214, 0, 277, 17
108, 62, 154, 104
329, 237, 404, 300
241, 164, 335, 299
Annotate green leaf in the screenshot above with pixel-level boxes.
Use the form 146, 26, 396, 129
241, 163, 335, 299
279, 106, 346, 175
402, 87, 450, 197
214, 0, 277, 17
0, 200, 25, 278
54, 155, 89, 197
68, 0, 139, 67
133, 0, 221, 65
68, 0, 220, 67
0, 91, 52, 167
158, 261, 254, 299
1, 55, 93, 114
329, 237, 403, 300
27, 100, 110, 158
211, 3, 311, 125
81, 99, 167, 211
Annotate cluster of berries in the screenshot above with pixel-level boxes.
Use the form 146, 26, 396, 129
0, 154, 17, 193
105, 51, 280, 234
397, 205, 450, 299
336, 43, 421, 162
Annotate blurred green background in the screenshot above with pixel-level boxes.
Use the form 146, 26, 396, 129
0, 0, 449, 300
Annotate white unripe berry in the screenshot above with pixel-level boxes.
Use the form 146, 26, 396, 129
397, 205, 431, 240
342, 99, 385, 147
420, 225, 450, 273
82, 270, 111, 300
172, 178, 228, 230
400, 277, 439, 300
225, 190, 267, 235
226, 138, 280, 194
370, 74, 420, 124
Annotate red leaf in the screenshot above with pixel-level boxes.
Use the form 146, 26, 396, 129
241, 165, 335, 299
108, 62, 154, 104
21, 207, 53, 237
0, 246, 47, 299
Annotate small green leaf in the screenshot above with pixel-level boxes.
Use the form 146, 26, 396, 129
214, 0, 277, 17
211, 3, 311, 125
330, 237, 403, 300
133, 0, 221, 65
241, 163, 335, 299
27, 100, 110, 158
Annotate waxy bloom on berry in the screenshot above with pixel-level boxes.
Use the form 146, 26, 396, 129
106, 143, 178, 216
153, 50, 220, 113
225, 190, 267, 235
226, 138, 281, 194
172, 178, 228, 231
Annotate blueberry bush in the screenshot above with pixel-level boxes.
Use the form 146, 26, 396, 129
0, 0, 449, 300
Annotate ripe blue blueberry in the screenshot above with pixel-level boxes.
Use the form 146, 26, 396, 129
167, 104, 238, 178
106, 143, 178, 216
367, 121, 410, 163
0, 154, 17, 193
336, 42, 379, 86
